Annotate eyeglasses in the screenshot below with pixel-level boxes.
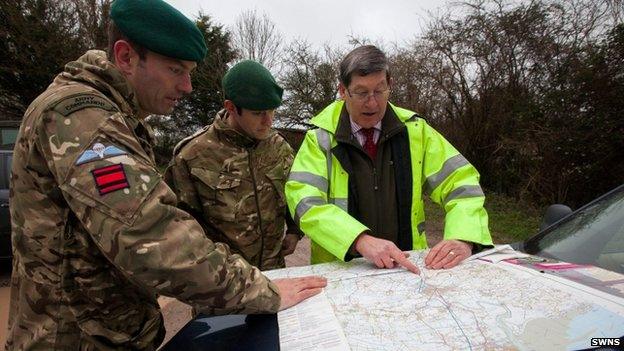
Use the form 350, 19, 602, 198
346, 87, 391, 102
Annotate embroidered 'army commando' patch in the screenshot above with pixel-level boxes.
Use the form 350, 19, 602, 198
53, 93, 119, 116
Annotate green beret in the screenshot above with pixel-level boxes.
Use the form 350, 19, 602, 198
111, 0, 207, 62
222, 60, 284, 110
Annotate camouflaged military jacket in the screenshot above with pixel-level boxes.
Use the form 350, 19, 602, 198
6, 50, 280, 351
166, 110, 299, 271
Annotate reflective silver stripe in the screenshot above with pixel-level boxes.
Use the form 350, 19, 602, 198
330, 197, 348, 212
424, 154, 470, 195
316, 128, 335, 202
294, 196, 327, 225
314, 129, 349, 211
288, 171, 328, 193
417, 221, 426, 234
315, 128, 331, 153
443, 185, 484, 205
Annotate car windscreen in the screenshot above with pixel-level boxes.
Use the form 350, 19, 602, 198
524, 186, 624, 274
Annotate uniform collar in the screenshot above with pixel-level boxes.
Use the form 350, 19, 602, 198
213, 109, 258, 148
59, 50, 144, 118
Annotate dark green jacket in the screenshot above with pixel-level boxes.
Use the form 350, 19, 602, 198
332, 105, 406, 246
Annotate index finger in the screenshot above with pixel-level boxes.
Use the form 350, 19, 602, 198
424, 242, 447, 266
390, 250, 420, 274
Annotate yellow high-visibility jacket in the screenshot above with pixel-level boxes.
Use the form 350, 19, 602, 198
286, 101, 493, 264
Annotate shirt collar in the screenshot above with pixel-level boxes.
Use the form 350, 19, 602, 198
349, 118, 382, 135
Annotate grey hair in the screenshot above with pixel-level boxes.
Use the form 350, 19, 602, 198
339, 45, 390, 87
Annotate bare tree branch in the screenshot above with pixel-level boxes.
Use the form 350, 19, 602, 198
231, 9, 283, 74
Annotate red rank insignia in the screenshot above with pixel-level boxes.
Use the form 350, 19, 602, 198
91, 163, 130, 195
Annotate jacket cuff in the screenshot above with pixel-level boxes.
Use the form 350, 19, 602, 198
470, 242, 493, 255
285, 210, 304, 239
460, 240, 493, 255
286, 227, 305, 240
344, 230, 369, 261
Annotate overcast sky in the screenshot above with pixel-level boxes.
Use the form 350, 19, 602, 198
168, 0, 446, 49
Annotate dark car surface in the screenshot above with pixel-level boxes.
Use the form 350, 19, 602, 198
1, 121, 19, 263
517, 183, 624, 274
0, 150, 12, 261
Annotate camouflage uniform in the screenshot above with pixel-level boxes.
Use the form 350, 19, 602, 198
6, 50, 280, 351
166, 110, 299, 271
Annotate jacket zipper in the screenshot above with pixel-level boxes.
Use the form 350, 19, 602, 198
372, 166, 379, 191
372, 155, 380, 236
247, 148, 266, 268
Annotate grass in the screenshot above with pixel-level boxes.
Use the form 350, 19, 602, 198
424, 191, 543, 245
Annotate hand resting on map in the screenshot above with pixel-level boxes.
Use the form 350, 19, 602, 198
274, 276, 328, 311
424, 240, 473, 269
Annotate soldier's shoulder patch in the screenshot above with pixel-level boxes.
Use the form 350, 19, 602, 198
52, 93, 119, 117
76, 142, 127, 165
91, 163, 129, 195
